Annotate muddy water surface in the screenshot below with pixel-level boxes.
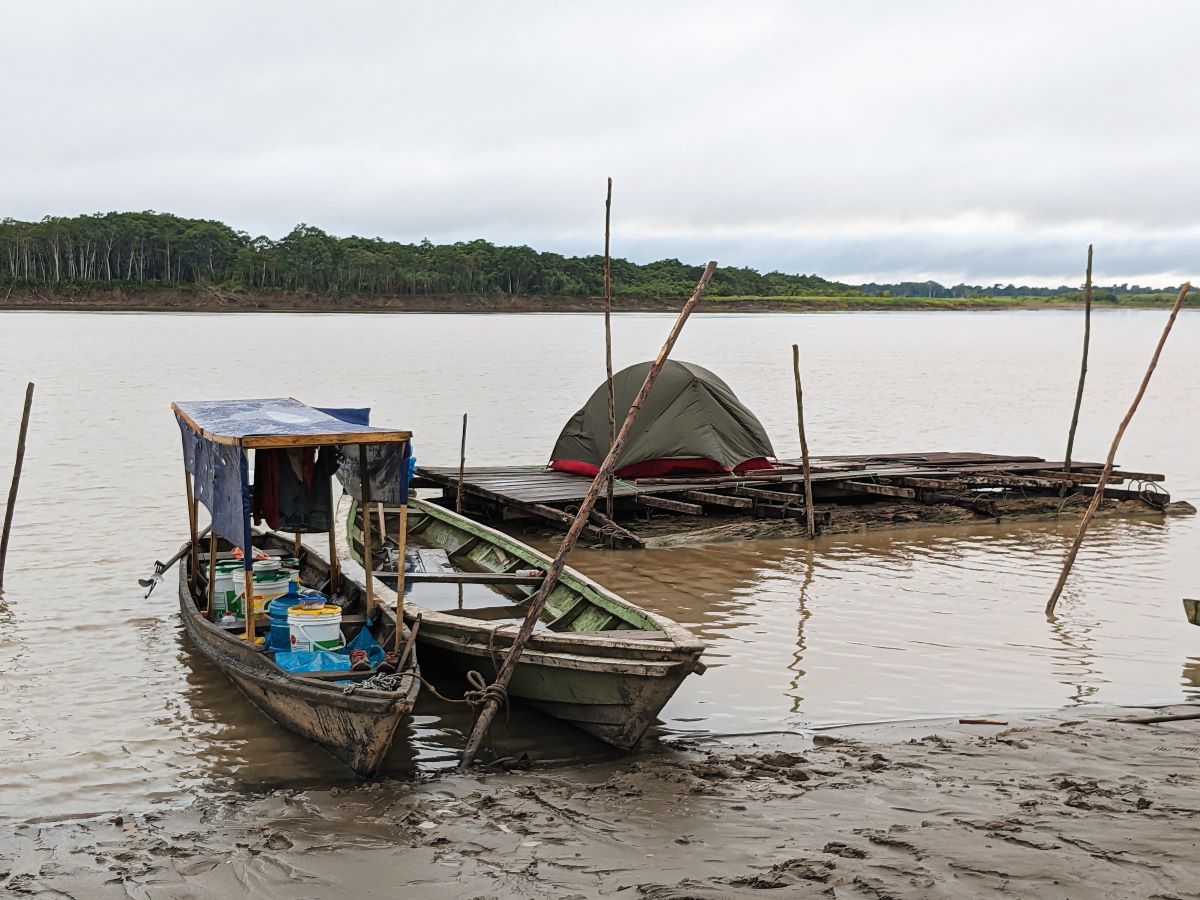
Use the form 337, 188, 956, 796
1, 309, 1198, 824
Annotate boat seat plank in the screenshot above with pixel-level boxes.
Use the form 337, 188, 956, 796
441, 605, 527, 621
564, 629, 670, 641
407, 572, 544, 585
417, 548, 454, 573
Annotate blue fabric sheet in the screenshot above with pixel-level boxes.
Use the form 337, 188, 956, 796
273, 625, 387, 673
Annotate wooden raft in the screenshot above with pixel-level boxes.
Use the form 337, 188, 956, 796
414, 451, 1170, 548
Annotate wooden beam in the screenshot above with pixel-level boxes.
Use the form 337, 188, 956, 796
587, 508, 647, 548
406, 572, 545, 585
736, 486, 805, 503
684, 490, 754, 509
827, 480, 916, 499
636, 494, 704, 514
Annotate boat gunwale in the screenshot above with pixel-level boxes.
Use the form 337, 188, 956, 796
351, 498, 704, 658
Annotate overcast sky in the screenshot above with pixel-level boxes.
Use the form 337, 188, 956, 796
3, 1, 1197, 286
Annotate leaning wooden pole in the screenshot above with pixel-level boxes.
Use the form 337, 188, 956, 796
1045, 282, 1190, 617
1061, 244, 1094, 496
460, 261, 718, 769
456, 413, 468, 514
0, 382, 34, 595
791, 345, 816, 539
604, 177, 616, 518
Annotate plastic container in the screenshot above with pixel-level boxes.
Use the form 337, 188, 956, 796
287, 605, 345, 652
266, 585, 300, 652
212, 570, 236, 616
229, 569, 291, 619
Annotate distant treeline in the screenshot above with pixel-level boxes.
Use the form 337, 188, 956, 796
858, 280, 1184, 301
1, 212, 1180, 303
0, 211, 855, 300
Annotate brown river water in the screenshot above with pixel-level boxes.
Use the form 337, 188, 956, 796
1, 309, 1198, 825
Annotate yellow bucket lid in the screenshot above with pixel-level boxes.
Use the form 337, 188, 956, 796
288, 604, 340, 616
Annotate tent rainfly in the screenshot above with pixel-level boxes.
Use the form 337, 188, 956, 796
550, 360, 776, 479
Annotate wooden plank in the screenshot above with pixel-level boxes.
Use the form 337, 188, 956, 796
736, 486, 805, 503
636, 494, 704, 515
684, 490, 754, 509
441, 605, 528, 621
406, 572, 545, 585
827, 480, 917, 499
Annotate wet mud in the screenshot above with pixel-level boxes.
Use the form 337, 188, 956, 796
5, 707, 1198, 899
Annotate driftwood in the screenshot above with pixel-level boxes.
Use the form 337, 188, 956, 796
0, 382, 34, 594
1045, 282, 1190, 616
459, 261, 718, 769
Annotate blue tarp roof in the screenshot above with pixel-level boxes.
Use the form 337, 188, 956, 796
172, 398, 409, 446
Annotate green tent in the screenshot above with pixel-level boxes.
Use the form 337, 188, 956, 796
550, 360, 776, 478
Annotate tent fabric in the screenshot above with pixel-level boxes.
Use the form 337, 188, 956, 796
550, 360, 776, 478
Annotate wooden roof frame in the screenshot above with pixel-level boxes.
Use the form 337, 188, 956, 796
171, 402, 412, 450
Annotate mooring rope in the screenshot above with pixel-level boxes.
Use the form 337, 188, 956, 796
343, 671, 411, 695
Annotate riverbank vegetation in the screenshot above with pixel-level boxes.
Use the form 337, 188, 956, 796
0, 211, 1186, 309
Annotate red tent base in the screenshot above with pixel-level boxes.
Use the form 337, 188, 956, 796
550, 456, 774, 479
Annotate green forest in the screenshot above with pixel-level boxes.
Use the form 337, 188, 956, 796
1, 211, 1184, 304
0, 211, 855, 300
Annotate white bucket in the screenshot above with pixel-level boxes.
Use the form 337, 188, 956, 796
287, 606, 345, 652
213, 570, 236, 614
231, 572, 291, 618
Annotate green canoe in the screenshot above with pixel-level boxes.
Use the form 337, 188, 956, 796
346, 498, 705, 749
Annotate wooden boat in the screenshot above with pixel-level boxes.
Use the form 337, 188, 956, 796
346, 497, 705, 749
172, 398, 420, 777
179, 532, 419, 777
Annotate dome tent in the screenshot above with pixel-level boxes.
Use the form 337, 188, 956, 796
550, 360, 776, 478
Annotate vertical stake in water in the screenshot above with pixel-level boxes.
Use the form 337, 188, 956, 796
457, 413, 468, 514
460, 261, 718, 769
1061, 245, 1093, 497
792, 346, 816, 539
0, 382, 34, 596
603, 177, 616, 519
1045, 282, 1191, 617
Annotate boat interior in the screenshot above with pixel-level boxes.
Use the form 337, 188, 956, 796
349, 500, 667, 638
185, 530, 414, 686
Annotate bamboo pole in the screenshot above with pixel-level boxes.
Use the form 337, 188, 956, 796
456, 413, 467, 514
1061, 245, 1093, 497
0, 382, 34, 595
460, 260, 718, 769
604, 177, 616, 519
327, 478, 340, 595
359, 446, 375, 622
1045, 282, 1190, 617
205, 530, 217, 617
243, 566, 254, 642
394, 502, 409, 651
185, 471, 199, 592
792, 345, 816, 539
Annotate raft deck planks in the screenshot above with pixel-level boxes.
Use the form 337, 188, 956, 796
413, 451, 1169, 547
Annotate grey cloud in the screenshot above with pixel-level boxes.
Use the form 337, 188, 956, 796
4, 1, 1199, 285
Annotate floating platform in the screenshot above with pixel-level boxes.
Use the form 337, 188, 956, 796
414, 452, 1174, 548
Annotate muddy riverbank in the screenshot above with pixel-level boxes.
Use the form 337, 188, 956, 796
5, 705, 1198, 898
0, 285, 1174, 315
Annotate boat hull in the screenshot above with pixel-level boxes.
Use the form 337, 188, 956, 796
416, 634, 695, 748
178, 558, 417, 777
347, 499, 704, 749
